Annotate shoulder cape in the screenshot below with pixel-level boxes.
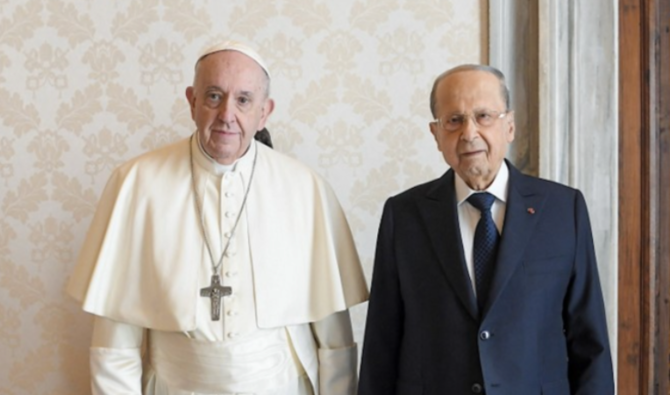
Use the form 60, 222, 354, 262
67, 137, 368, 331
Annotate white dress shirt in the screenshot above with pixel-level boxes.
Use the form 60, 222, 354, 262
454, 162, 510, 296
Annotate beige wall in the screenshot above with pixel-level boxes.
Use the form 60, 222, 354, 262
0, 0, 483, 392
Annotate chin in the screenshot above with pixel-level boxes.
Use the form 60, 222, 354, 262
463, 163, 486, 176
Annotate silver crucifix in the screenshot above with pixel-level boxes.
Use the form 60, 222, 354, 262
200, 274, 232, 321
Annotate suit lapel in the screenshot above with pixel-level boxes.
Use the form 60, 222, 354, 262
483, 163, 547, 316
418, 170, 479, 320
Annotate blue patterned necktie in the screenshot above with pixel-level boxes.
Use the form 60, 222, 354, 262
467, 192, 499, 311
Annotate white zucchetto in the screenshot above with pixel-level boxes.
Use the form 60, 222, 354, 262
197, 41, 271, 80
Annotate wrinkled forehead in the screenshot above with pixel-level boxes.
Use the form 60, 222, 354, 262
192, 51, 269, 98
436, 70, 506, 111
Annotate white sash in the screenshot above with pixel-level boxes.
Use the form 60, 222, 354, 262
147, 329, 303, 393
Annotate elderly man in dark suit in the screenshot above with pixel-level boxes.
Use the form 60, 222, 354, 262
358, 64, 614, 395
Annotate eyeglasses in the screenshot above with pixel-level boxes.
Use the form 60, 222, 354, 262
433, 110, 508, 132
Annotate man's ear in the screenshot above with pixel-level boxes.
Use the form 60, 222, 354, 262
185, 87, 196, 120
505, 110, 515, 143
257, 98, 275, 130
429, 122, 443, 152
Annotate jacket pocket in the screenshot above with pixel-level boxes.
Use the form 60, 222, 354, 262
524, 255, 572, 274
396, 379, 422, 395
541, 378, 570, 395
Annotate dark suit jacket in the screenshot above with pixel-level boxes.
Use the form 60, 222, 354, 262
358, 162, 613, 395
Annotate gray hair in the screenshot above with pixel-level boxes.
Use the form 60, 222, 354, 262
429, 64, 510, 118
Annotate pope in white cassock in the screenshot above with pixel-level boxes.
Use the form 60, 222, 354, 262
67, 41, 369, 395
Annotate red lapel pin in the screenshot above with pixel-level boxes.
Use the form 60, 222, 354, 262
527, 207, 535, 214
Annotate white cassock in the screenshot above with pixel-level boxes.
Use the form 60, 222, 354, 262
67, 134, 369, 394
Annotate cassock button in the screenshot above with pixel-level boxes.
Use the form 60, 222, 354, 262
479, 330, 491, 340
225, 211, 235, 218
471, 383, 483, 393
227, 332, 238, 339
225, 191, 233, 198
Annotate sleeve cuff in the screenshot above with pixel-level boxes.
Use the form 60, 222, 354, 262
90, 347, 142, 395
318, 343, 358, 395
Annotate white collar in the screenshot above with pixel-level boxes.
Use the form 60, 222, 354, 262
455, 161, 510, 205
192, 132, 257, 177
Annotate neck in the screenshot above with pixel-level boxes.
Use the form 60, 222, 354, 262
196, 134, 253, 172
464, 175, 494, 191
463, 162, 505, 191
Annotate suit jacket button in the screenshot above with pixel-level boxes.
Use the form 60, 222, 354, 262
479, 330, 491, 340
471, 383, 483, 393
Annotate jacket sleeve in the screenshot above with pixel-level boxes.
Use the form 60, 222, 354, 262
564, 191, 614, 394
358, 200, 403, 395
310, 310, 358, 395
89, 315, 144, 395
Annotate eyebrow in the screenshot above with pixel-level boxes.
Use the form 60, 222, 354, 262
203, 86, 255, 97
447, 107, 497, 114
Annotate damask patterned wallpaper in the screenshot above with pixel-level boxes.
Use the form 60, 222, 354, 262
0, 0, 483, 393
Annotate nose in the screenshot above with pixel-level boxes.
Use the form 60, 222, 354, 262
460, 115, 479, 142
217, 98, 235, 124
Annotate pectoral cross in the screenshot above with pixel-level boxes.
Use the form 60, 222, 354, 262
200, 274, 232, 321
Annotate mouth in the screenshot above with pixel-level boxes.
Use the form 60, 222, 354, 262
211, 128, 239, 137
461, 149, 486, 158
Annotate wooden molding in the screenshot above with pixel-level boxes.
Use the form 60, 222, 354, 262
618, 0, 670, 393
